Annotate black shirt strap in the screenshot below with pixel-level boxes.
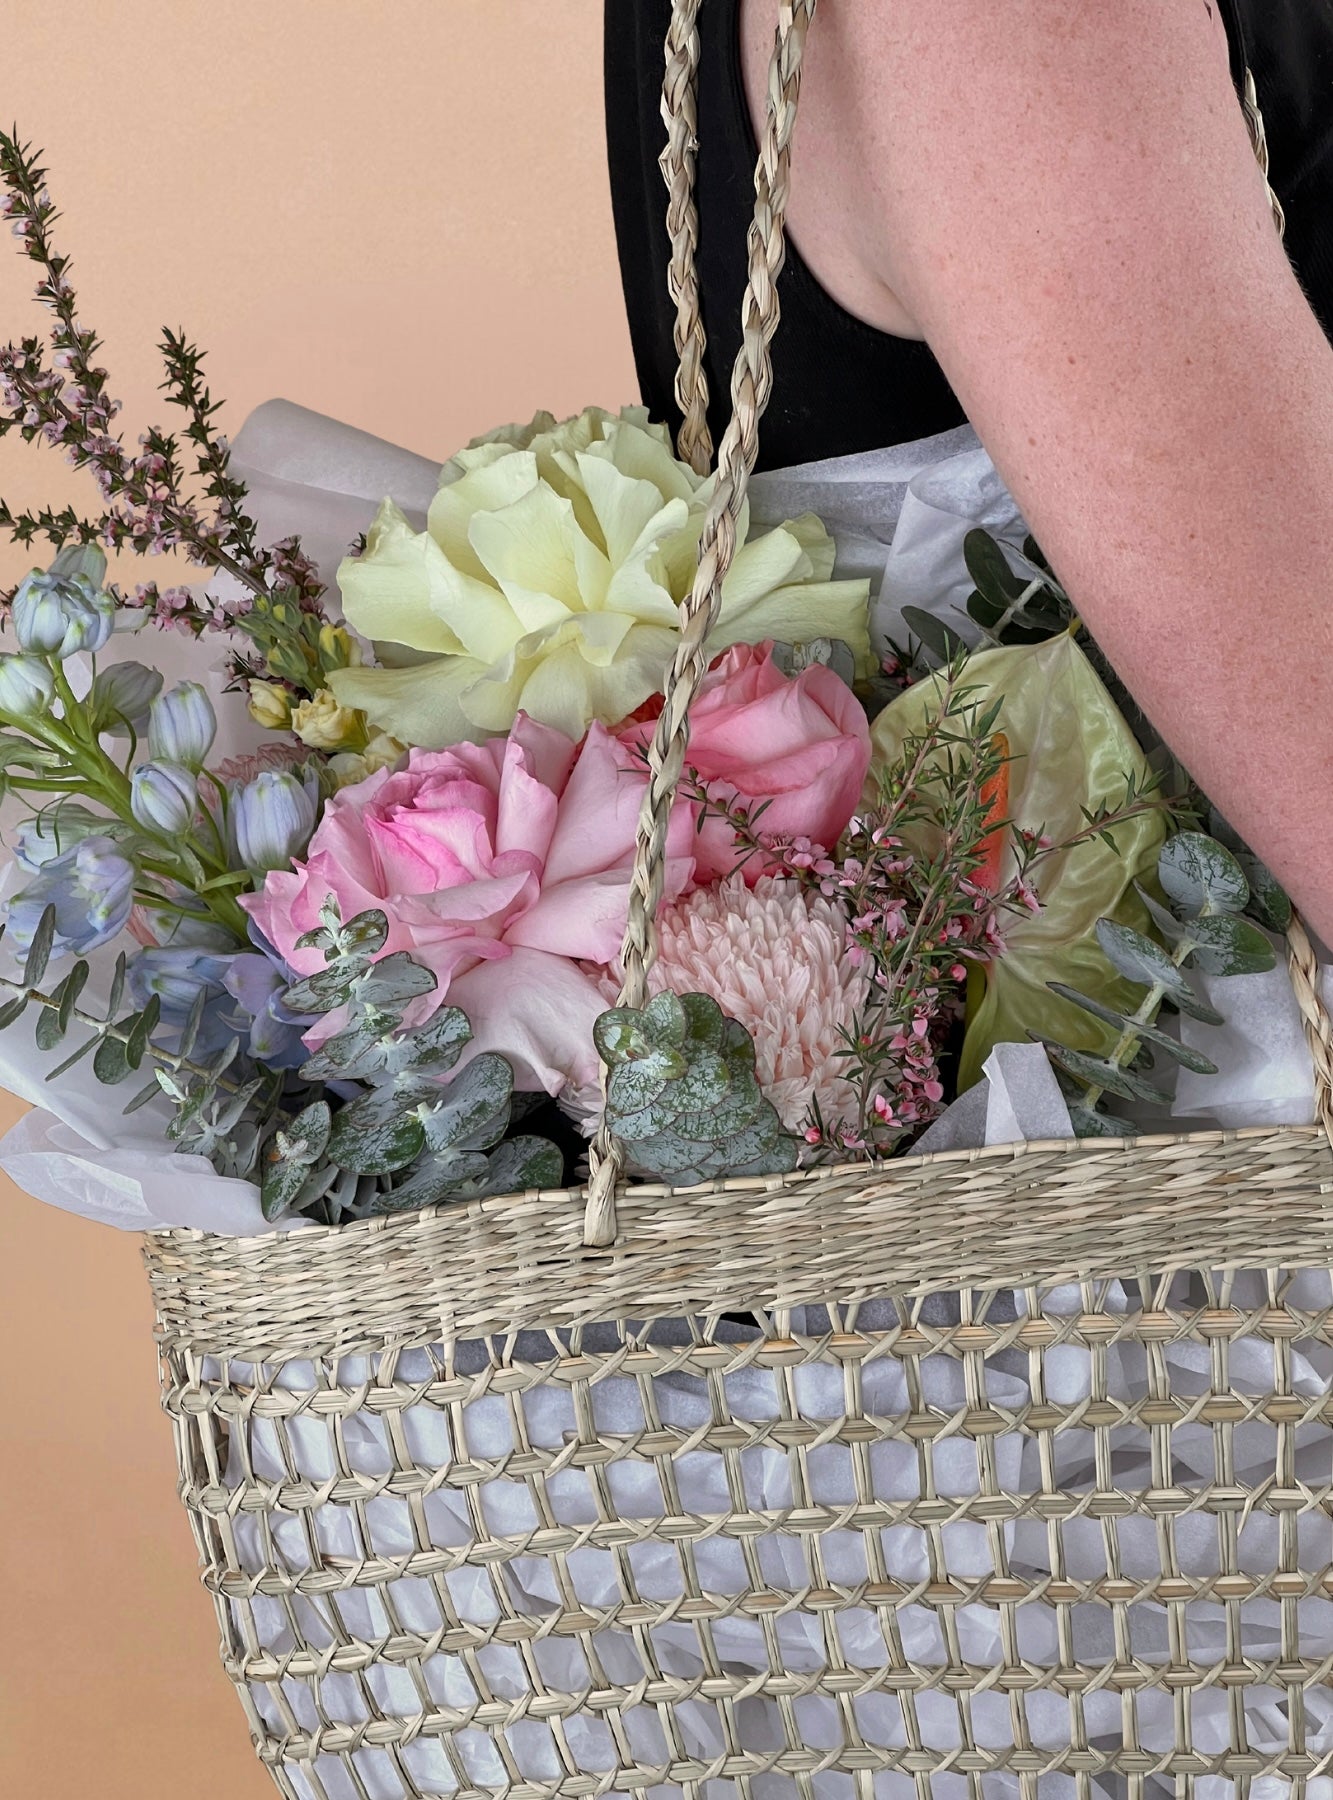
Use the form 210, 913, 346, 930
1214, 0, 1250, 96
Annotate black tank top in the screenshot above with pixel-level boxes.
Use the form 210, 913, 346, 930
605, 0, 1333, 472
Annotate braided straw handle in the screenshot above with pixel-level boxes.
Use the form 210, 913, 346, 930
583, 0, 818, 1245
582, 7, 1333, 1246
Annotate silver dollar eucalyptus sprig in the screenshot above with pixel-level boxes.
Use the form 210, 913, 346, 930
595, 990, 798, 1186
259, 900, 562, 1223
1038, 831, 1279, 1137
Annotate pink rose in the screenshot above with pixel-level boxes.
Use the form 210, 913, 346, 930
242, 714, 698, 1094
621, 642, 871, 881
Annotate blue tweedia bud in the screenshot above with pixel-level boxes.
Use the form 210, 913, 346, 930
148, 681, 217, 771
5, 835, 136, 956
0, 653, 55, 718
130, 760, 198, 837
11, 567, 115, 659
229, 768, 319, 875
89, 662, 164, 737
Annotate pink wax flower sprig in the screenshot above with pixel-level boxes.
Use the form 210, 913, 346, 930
0, 131, 333, 701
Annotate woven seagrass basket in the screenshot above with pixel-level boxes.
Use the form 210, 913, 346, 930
142, 5, 1333, 1794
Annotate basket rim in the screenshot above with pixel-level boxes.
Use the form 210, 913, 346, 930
142, 1121, 1333, 1357
148, 1118, 1331, 1249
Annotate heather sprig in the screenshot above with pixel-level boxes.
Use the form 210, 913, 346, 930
0, 130, 335, 702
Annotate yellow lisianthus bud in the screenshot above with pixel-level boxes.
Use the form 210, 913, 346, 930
291, 688, 364, 752
317, 622, 362, 672
247, 680, 292, 731
327, 732, 407, 788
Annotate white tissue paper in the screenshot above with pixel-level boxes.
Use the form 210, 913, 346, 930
1174, 960, 1333, 1130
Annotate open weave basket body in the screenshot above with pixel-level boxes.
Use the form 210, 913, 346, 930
143, 4, 1333, 1794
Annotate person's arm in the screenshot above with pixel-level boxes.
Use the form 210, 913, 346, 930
795, 0, 1333, 938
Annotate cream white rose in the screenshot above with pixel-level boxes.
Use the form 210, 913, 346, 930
328, 405, 871, 746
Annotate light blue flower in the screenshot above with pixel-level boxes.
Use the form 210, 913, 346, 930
130, 760, 198, 837
13, 805, 111, 873
229, 767, 319, 875
127, 940, 311, 1068
5, 835, 136, 956
90, 662, 164, 737
12, 566, 115, 659
223, 948, 312, 1067
148, 681, 216, 771
0, 654, 55, 718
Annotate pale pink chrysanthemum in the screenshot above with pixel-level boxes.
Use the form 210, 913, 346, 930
212, 741, 309, 786
574, 873, 868, 1136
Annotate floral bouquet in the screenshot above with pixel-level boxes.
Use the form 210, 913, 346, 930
0, 131, 1301, 1236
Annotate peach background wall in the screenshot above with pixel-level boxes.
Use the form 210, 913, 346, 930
0, 3, 636, 1792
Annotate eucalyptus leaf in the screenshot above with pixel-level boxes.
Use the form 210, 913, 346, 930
92, 1035, 130, 1085
123, 1076, 165, 1115
1094, 920, 1182, 989
1046, 982, 1219, 1075
262, 1139, 324, 1221
125, 996, 161, 1071
964, 528, 1028, 605
901, 606, 970, 662
302, 1035, 389, 1086
178, 986, 207, 1061
397, 1006, 472, 1073
1205, 809, 1293, 933
478, 1135, 565, 1195
282, 965, 362, 1013
420, 1051, 513, 1153
106, 952, 127, 1018
55, 960, 89, 1036
34, 1005, 64, 1051
1037, 1036, 1171, 1106
368, 1152, 494, 1213
22, 903, 57, 987
1175, 912, 1276, 978
1243, 860, 1293, 934
355, 952, 438, 1008
282, 1099, 333, 1166
1158, 832, 1250, 916
45, 1033, 96, 1079
1068, 1104, 1139, 1139
0, 995, 29, 1032
327, 1108, 426, 1176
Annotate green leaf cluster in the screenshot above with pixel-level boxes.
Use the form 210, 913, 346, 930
595, 991, 798, 1186
902, 530, 1072, 663
259, 901, 561, 1222
1041, 831, 1282, 1137
0, 904, 268, 1177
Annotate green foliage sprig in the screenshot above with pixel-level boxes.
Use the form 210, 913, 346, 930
902, 530, 1073, 663
0, 896, 562, 1222
259, 902, 562, 1223
0, 904, 271, 1177
1040, 831, 1281, 1136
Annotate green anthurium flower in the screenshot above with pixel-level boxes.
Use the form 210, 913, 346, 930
868, 632, 1166, 1090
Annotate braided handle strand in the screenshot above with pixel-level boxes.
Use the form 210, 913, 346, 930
1242, 66, 1287, 237
660, 0, 713, 476
583, 0, 819, 1247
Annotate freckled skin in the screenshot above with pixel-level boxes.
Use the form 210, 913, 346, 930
739, 0, 1333, 941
